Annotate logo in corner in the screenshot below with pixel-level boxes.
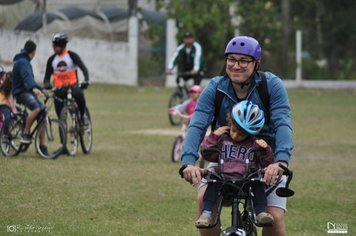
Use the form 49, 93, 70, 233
327, 222, 348, 234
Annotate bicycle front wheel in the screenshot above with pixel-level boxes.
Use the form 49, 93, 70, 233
35, 118, 66, 159
171, 136, 183, 163
60, 106, 78, 156
0, 119, 23, 157
79, 107, 93, 154
168, 91, 184, 126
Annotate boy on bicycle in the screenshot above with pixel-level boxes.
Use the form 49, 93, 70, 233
12, 40, 47, 152
196, 101, 274, 227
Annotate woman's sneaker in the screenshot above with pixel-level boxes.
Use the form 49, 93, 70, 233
256, 212, 274, 226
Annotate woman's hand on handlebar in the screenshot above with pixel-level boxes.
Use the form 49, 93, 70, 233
182, 165, 205, 186
263, 162, 287, 186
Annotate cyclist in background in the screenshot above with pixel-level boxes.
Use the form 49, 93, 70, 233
168, 85, 202, 124
12, 40, 47, 151
166, 32, 205, 85
0, 70, 16, 143
43, 33, 90, 125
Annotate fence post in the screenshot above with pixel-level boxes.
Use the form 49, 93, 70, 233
296, 30, 302, 86
128, 15, 139, 85
165, 19, 177, 87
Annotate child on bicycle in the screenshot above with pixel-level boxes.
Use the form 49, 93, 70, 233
195, 100, 274, 228
168, 85, 202, 123
0, 71, 16, 143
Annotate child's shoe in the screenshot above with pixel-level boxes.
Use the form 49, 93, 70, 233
195, 213, 212, 228
256, 212, 274, 225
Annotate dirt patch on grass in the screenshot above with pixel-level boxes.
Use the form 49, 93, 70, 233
129, 129, 179, 136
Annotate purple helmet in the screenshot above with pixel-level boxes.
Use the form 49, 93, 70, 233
225, 36, 262, 60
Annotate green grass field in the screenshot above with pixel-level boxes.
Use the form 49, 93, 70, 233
1, 84, 355, 236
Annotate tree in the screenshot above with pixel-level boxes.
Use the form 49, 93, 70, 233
291, 0, 356, 79
159, 0, 356, 80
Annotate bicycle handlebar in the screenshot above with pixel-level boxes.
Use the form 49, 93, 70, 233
200, 148, 295, 198
45, 82, 90, 92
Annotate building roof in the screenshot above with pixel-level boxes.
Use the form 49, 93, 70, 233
15, 6, 166, 32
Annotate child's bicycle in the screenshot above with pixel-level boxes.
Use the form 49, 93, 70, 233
168, 72, 194, 126
57, 85, 92, 155
0, 93, 66, 159
170, 110, 190, 163
197, 148, 295, 236
169, 110, 205, 168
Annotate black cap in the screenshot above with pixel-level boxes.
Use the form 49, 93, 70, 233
183, 31, 194, 38
24, 40, 36, 54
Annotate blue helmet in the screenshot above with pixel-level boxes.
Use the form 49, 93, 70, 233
231, 101, 265, 135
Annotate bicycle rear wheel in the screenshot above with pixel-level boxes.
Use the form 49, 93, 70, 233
0, 119, 23, 157
171, 136, 183, 162
60, 106, 78, 156
79, 107, 92, 154
168, 91, 184, 126
35, 118, 66, 159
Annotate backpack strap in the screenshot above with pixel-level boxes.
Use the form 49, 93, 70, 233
256, 71, 270, 120
211, 89, 224, 131
211, 72, 270, 130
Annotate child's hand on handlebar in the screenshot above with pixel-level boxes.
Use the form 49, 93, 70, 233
168, 107, 178, 115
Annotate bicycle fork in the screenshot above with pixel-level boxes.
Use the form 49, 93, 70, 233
222, 198, 247, 236
44, 116, 54, 141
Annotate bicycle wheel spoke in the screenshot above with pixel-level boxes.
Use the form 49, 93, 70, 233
1, 119, 23, 157
35, 118, 65, 159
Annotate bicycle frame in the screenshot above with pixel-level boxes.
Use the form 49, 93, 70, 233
56, 84, 93, 155
200, 149, 294, 236
176, 74, 192, 99
203, 171, 261, 236
21, 100, 50, 140
12, 93, 66, 159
